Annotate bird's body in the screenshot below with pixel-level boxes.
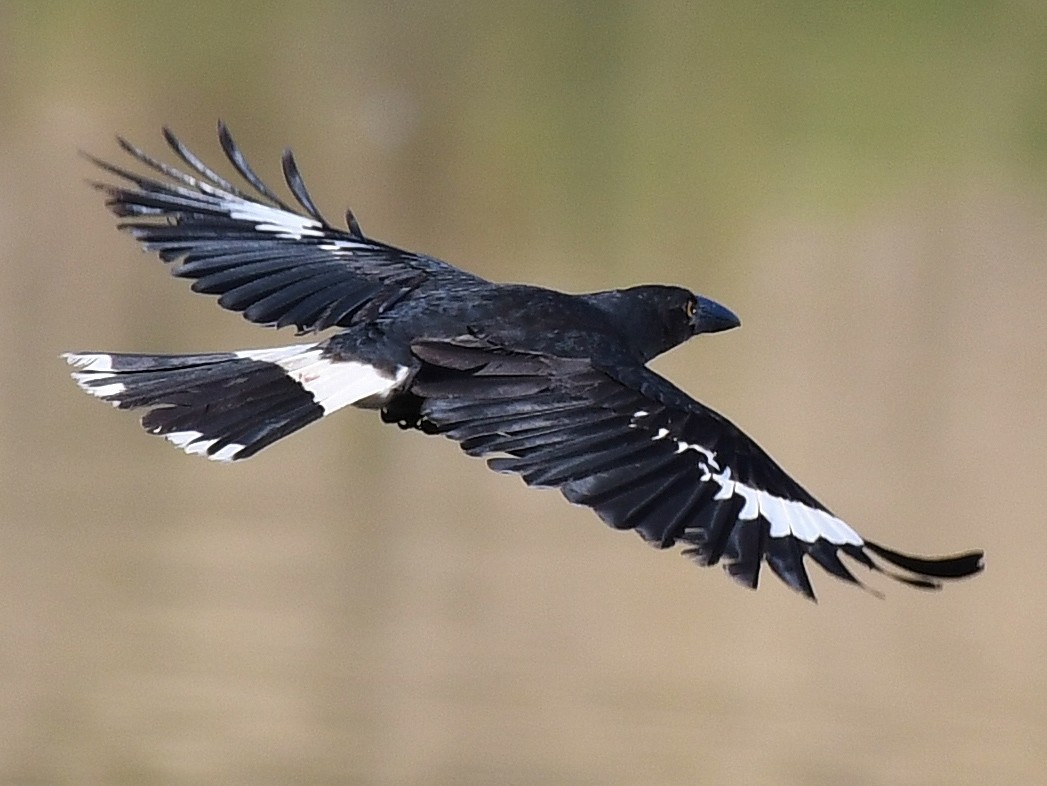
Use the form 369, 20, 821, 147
65, 124, 983, 600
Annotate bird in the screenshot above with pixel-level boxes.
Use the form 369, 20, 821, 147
64, 122, 984, 601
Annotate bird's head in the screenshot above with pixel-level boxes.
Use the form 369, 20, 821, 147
586, 285, 741, 363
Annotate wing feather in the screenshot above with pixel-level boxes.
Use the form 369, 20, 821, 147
86, 123, 483, 333
281, 148, 328, 225
406, 338, 984, 600
216, 120, 296, 212
162, 126, 249, 197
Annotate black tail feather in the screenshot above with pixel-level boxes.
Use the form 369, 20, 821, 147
64, 347, 325, 461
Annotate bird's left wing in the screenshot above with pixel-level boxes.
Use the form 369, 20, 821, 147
408, 338, 983, 600
85, 123, 483, 334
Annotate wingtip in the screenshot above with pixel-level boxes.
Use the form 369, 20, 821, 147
345, 208, 364, 238
160, 125, 181, 149
114, 134, 137, 155
865, 541, 986, 581
216, 119, 235, 151
78, 148, 108, 169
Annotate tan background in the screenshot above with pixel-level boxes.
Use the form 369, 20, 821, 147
1, 4, 1044, 784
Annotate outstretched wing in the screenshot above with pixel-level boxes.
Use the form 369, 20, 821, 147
406, 339, 984, 600
85, 123, 483, 333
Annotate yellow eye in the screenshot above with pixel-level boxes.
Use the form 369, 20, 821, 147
684, 298, 697, 320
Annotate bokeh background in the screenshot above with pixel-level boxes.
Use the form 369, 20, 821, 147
2, 3, 1045, 784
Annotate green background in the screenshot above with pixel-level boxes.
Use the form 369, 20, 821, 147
1, 3, 1044, 783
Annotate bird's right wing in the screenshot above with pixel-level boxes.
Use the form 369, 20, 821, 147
408, 338, 984, 600
85, 123, 483, 334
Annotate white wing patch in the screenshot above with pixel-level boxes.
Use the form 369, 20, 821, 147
220, 195, 374, 248
225, 198, 326, 240
666, 435, 864, 547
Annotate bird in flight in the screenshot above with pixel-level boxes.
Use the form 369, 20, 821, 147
64, 123, 984, 600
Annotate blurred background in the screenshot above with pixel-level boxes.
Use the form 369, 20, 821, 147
1, 3, 1045, 784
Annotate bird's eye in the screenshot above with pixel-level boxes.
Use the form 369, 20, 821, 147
684, 298, 697, 320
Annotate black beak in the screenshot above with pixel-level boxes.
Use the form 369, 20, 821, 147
692, 296, 741, 335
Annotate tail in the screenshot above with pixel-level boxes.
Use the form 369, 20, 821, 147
63, 344, 407, 461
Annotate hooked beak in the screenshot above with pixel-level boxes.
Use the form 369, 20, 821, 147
692, 296, 741, 335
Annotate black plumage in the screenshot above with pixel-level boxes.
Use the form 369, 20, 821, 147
65, 123, 984, 600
